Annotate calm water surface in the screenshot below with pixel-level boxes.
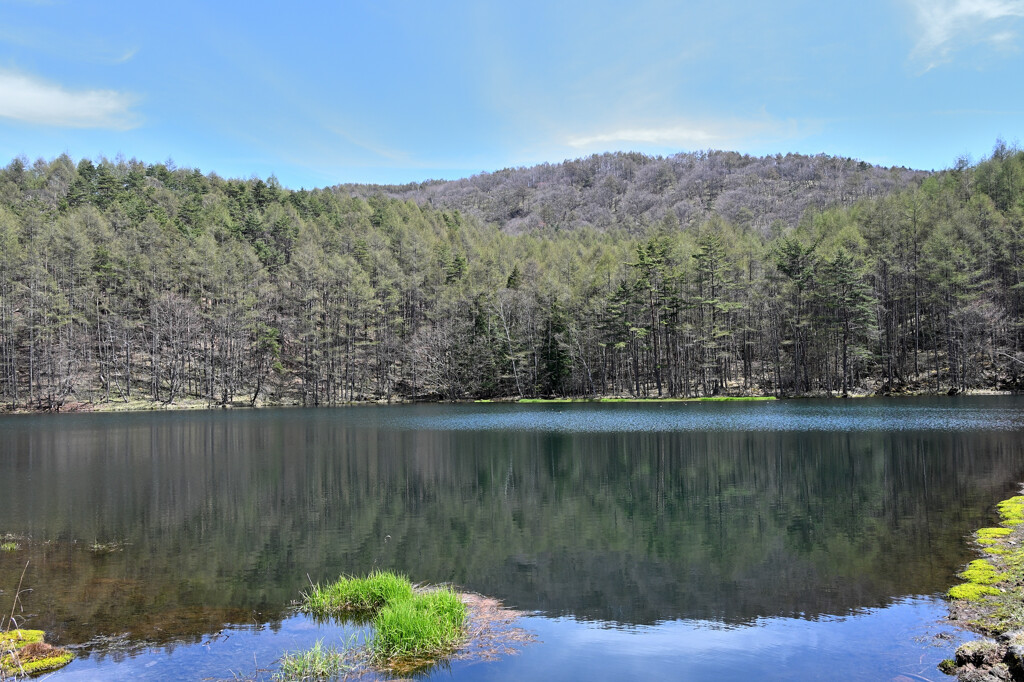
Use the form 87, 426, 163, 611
2, 397, 1024, 680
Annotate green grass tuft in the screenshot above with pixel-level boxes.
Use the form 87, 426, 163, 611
273, 639, 348, 681
299, 572, 467, 669
372, 587, 466, 661
0, 542, 18, 552
302, 570, 414, 616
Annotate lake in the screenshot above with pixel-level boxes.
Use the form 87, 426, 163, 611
2, 397, 1024, 680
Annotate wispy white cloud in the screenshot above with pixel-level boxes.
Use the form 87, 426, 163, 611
908, 0, 1024, 70
568, 126, 719, 149
324, 124, 419, 165
0, 25, 139, 65
113, 47, 138, 64
0, 69, 139, 128
565, 116, 802, 152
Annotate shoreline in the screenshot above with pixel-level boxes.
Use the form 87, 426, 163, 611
0, 389, 1017, 416
944, 492, 1024, 680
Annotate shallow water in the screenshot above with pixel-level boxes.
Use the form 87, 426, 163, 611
2, 396, 1023, 679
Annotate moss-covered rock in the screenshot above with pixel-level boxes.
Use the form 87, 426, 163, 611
0, 629, 74, 676
0, 629, 44, 650
996, 497, 1024, 526
944, 491, 1024, 680
949, 582, 1000, 600
956, 639, 1002, 667
977, 528, 1013, 545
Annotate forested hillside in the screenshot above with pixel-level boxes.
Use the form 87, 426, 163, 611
0, 146, 1022, 410
339, 150, 927, 235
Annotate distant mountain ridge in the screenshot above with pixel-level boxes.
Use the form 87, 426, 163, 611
335, 150, 931, 234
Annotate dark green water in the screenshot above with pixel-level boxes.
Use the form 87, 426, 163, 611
2, 397, 1024, 680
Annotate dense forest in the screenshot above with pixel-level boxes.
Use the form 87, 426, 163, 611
341, 150, 928, 235
0, 145, 1022, 409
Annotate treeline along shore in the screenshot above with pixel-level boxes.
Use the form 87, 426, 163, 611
1, 145, 1023, 410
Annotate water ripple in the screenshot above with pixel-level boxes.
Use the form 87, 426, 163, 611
388, 400, 1024, 433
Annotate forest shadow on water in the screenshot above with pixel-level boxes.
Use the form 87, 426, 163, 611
1, 397, 1024, 678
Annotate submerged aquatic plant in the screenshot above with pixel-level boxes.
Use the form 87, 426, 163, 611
87, 539, 128, 554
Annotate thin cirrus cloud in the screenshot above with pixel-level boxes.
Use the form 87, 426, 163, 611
0, 69, 139, 129
908, 0, 1024, 69
565, 117, 801, 152
568, 126, 721, 149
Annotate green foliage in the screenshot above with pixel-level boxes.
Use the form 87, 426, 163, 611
302, 571, 413, 615
273, 639, 348, 681
371, 587, 466, 662
977, 527, 1012, 545
5, 649, 74, 676
997, 497, 1024, 526
0, 630, 74, 676
948, 582, 999, 600
299, 572, 467, 668
948, 491, 1024, 635
959, 559, 1002, 585
0, 630, 44, 648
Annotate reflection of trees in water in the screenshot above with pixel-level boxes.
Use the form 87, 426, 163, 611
1, 406, 1023, 645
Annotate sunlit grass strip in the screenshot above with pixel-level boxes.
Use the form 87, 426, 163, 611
947, 494, 1024, 626
958, 559, 1003, 585
302, 570, 413, 614
273, 639, 348, 681
976, 527, 1012, 545
945, 493, 1024, 676
300, 572, 467, 666
997, 496, 1024, 526
948, 582, 1000, 600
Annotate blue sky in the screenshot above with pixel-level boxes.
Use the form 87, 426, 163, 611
1, 0, 1023, 189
